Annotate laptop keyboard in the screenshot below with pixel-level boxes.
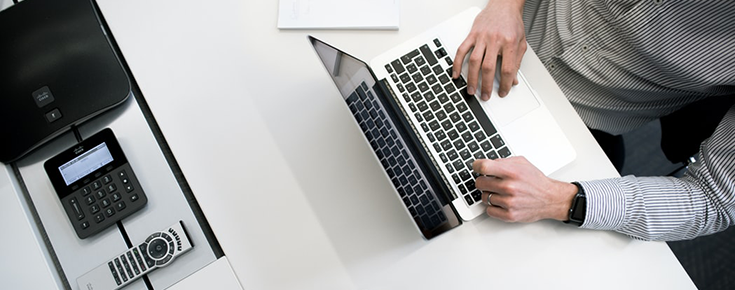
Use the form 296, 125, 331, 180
346, 82, 448, 231
384, 38, 512, 207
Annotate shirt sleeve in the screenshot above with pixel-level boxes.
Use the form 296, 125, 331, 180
578, 104, 735, 241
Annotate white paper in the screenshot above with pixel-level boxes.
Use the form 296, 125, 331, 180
278, 0, 400, 30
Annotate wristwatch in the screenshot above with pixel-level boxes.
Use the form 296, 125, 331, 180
564, 182, 586, 226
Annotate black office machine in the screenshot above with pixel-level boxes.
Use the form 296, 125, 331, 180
45, 128, 148, 239
0, 0, 131, 163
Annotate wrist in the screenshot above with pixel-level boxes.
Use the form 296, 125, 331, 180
552, 182, 578, 221
486, 0, 526, 13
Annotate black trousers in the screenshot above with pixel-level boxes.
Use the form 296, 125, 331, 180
590, 129, 626, 173
589, 96, 735, 174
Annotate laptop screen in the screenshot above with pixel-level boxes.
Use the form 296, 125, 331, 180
309, 36, 461, 239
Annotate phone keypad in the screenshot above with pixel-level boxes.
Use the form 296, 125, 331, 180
63, 163, 147, 239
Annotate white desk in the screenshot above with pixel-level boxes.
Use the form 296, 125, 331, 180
93, 0, 696, 289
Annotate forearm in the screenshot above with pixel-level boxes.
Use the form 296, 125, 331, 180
580, 106, 735, 241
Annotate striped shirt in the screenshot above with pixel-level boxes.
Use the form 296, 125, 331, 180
521, 0, 735, 240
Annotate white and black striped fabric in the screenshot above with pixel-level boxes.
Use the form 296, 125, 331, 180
520, 0, 735, 240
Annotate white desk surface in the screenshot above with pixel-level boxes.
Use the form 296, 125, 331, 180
96, 0, 696, 289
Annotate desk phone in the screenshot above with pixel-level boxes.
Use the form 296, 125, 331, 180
44, 128, 148, 239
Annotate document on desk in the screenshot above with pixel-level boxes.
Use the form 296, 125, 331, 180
278, 0, 400, 30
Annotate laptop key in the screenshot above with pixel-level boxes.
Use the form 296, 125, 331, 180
433, 143, 442, 153
421, 123, 430, 132
453, 139, 465, 151
433, 65, 444, 77
487, 150, 499, 160
435, 130, 447, 141
441, 120, 453, 131
445, 57, 453, 66
474, 131, 486, 142
443, 102, 455, 113
441, 140, 453, 151
446, 149, 458, 161
417, 101, 429, 112
396, 83, 405, 92
452, 160, 464, 171
473, 151, 485, 160
456, 122, 467, 133
438, 74, 451, 84
429, 101, 441, 111
422, 111, 435, 122
429, 120, 441, 131
438, 93, 450, 103
458, 170, 471, 181
432, 83, 443, 94
420, 65, 432, 75
418, 82, 429, 92
420, 44, 438, 66
498, 147, 511, 158
415, 56, 426, 67
461, 131, 473, 142
447, 129, 459, 140
471, 190, 482, 202
408, 206, 417, 217
424, 91, 436, 102
402, 49, 420, 64
391, 59, 405, 74
459, 149, 471, 160
490, 135, 505, 148
468, 141, 480, 153
464, 195, 474, 206
435, 48, 448, 59
444, 82, 456, 94
402, 93, 411, 102
400, 73, 411, 83
435, 110, 447, 121
450, 93, 462, 103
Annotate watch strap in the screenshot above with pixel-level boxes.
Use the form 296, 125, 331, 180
564, 182, 586, 226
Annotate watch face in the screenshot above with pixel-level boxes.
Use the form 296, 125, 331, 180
571, 194, 586, 222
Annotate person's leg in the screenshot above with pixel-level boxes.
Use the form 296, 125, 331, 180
590, 129, 625, 173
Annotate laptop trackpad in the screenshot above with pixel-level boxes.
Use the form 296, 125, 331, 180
479, 73, 540, 126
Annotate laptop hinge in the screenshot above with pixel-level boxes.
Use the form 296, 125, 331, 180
375, 79, 459, 203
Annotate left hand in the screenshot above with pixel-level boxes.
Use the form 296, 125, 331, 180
472, 156, 577, 222
453, 0, 528, 100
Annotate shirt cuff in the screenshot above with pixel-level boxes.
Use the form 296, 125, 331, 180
578, 178, 629, 231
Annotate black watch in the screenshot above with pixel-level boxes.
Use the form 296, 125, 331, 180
564, 182, 586, 226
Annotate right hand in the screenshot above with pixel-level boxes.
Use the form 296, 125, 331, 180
453, 0, 527, 101
472, 157, 577, 223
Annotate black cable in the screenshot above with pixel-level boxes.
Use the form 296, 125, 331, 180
71, 125, 83, 142
13, 0, 19, 5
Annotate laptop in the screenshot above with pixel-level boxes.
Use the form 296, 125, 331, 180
309, 7, 575, 239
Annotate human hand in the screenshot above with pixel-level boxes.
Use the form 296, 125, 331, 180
472, 157, 577, 222
453, 0, 527, 101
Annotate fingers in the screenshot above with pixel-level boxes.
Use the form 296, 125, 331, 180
483, 193, 516, 222
497, 46, 518, 98
466, 43, 488, 96
482, 191, 505, 208
478, 53, 498, 101
453, 39, 473, 80
472, 158, 512, 179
